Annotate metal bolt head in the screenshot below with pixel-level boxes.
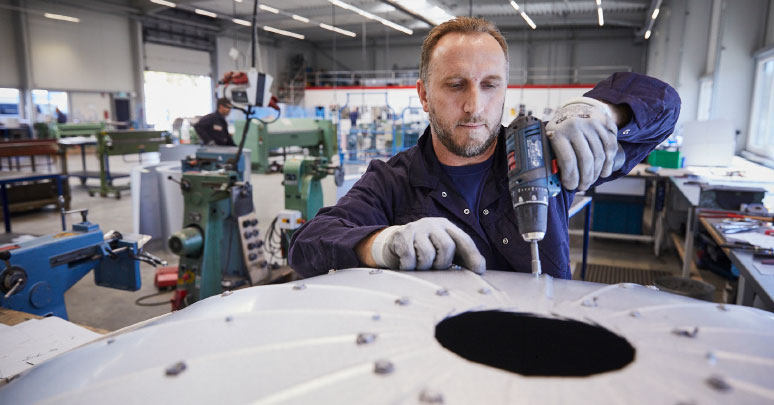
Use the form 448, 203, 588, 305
328, 269, 336, 274
292, 284, 307, 291
436, 288, 449, 296
225, 316, 233, 322
165, 361, 187, 377
629, 311, 641, 318
221, 290, 233, 297
581, 297, 598, 307
706, 375, 731, 392
419, 389, 444, 404
671, 327, 699, 338
395, 297, 410, 306
356, 332, 377, 345
106, 338, 115, 345
372, 313, 381, 321
374, 359, 394, 375
369, 269, 382, 275
478, 287, 491, 295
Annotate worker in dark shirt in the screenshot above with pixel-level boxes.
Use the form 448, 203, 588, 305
55, 108, 67, 124
194, 98, 235, 146
289, 17, 680, 278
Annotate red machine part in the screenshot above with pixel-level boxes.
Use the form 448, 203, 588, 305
154, 266, 178, 290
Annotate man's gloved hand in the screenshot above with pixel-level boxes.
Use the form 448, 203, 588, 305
370, 217, 486, 274
546, 97, 619, 191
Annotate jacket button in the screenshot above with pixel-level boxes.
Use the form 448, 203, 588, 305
441, 191, 447, 197
622, 129, 630, 135
482, 209, 489, 215
463, 208, 470, 215
502, 238, 509, 245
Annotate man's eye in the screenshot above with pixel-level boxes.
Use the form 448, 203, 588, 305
447, 82, 463, 89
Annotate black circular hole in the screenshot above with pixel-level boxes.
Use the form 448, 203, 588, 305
435, 310, 635, 377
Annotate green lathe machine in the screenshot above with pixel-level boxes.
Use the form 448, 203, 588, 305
233, 118, 337, 173
54, 122, 106, 138
90, 130, 171, 198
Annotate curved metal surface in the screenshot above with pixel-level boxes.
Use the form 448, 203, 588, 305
2, 269, 773, 404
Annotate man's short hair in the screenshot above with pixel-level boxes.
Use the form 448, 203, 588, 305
419, 17, 509, 84
217, 98, 232, 108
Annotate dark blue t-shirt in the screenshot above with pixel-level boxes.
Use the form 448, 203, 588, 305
440, 155, 494, 221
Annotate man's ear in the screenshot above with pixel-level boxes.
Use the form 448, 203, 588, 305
416, 79, 430, 113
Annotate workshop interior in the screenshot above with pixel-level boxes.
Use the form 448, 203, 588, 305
0, 0, 773, 403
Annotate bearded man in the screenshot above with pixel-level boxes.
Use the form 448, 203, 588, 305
288, 17, 680, 279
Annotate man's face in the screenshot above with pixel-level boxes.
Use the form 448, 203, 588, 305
218, 104, 231, 116
417, 32, 507, 158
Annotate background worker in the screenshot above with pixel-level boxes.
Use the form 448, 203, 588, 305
289, 17, 681, 279
194, 97, 235, 146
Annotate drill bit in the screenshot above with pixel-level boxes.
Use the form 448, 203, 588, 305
530, 240, 541, 276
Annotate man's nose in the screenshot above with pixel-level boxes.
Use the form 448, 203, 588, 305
462, 86, 484, 116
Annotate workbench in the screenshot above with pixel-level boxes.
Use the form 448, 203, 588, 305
699, 215, 774, 311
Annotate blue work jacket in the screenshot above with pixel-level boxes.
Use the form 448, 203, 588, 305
289, 72, 681, 279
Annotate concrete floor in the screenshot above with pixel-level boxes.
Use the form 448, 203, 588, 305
5, 150, 727, 331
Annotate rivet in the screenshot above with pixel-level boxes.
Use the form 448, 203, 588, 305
645, 285, 659, 290
463, 208, 470, 215
225, 316, 233, 322
328, 269, 336, 274
165, 361, 187, 377
395, 297, 410, 306
419, 389, 444, 404
581, 297, 598, 307
706, 375, 731, 392
369, 269, 383, 275
436, 288, 449, 296
292, 284, 307, 290
372, 313, 381, 321
671, 327, 699, 338
716, 304, 729, 311
441, 191, 447, 198
478, 287, 491, 295
356, 333, 377, 345
482, 209, 489, 215
106, 338, 115, 345
629, 311, 641, 318
374, 359, 394, 375
221, 290, 233, 297
502, 238, 509, 245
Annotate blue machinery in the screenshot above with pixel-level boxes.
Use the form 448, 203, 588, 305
0, 200, 163, 319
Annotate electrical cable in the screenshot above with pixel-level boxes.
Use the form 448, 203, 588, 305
134, 290, 174, 307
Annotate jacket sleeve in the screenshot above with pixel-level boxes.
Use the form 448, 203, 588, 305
193, 114, 214, 145
288, 159, 398, 278
585, 72, 681, 185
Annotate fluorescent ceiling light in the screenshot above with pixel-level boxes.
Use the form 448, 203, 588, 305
259, 4, 279, 14
233, 18, 251, 26
386, 0, 454, 25
292, 14, 310, 23
43, 13, 80, 23
195, 9, 217, 18
509, 1, 536, 30
149, 0, 175, 7
597, 7, 604, 26
595, 0, 601, 5
264, 26, 305, 40
234, 0, 242, 2
652, 8, 660, 20
328, 0, 412, 35
644, 29, 651, 39
319, 23, 357, 38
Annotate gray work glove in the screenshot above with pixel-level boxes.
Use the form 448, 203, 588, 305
546, 97, 619, 191
370, 217, 486, 274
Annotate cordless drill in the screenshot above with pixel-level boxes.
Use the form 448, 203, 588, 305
505, 114, 624, 276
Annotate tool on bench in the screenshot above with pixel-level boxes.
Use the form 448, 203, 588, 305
505, 114, 625, 275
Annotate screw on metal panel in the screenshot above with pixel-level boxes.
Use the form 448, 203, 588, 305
581, 297, 598, 307
449, 264, 462, 270
165, 361, 187, 377
435, 288, 449, 296
374, 360, 394, 375
225, 316, 233, 322
645, 285, 659, 290
706, 375, 732, 392
671, 327, 699, 338
716, 304, 729, 311
369, 269, 382, 275
706, 352, 717, 365
395, 297, 410, 306
356, 333, 377, 345
419, 389, 444, 404
106, 338, 115, 345
372, 313, 381, 321
629, 311, 641, 318
478, 287, 491, 295
221, 290, 233, 297
292, 284, 307, 291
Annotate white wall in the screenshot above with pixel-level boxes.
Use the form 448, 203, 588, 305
70, 91, 112, 123
0, 9, 20, 88
25, 0, 135, 92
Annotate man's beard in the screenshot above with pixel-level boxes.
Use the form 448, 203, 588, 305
428, 106, 501, 158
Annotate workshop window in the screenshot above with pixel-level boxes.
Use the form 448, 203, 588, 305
747, 52, 774, 160
31, 89, 68, 123
143, 71, 213, 133
0, 88, 20, 119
